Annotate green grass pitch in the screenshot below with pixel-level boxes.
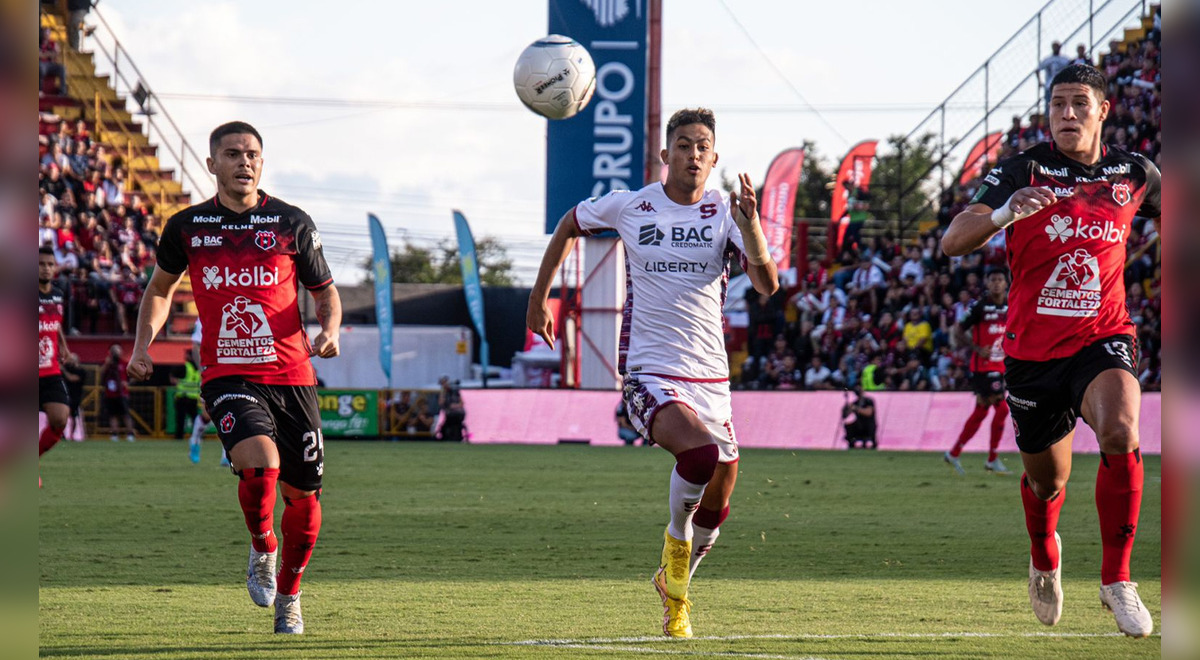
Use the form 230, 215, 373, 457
39, 441, 1160, 659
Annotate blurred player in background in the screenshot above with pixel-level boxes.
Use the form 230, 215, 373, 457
100, 344, 134, 442
128, 122, 341, 634
942, 64, 1160, 637
39, 247, 71, 485
944, 266, 1011, 474
528, 108, 779, 638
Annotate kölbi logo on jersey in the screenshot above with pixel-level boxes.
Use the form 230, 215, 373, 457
202, 265, 280, 289
1043, 214, 1125, 244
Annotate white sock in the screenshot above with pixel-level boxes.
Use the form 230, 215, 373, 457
667, 468, 706, 541
689, 524, 720, 578
189, 415, 205, 446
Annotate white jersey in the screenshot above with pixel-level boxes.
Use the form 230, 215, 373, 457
573, 182, 747, 381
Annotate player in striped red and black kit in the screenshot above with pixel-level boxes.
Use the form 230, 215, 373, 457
943, 266, 1011, 475
38, 246, 71, 484
128, 122, 341, 635
943, 64, 1159, 637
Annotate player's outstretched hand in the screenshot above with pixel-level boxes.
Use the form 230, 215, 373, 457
310, 330, 340, 359
527, 298, 556, 350
728, 172, 759, 229
127, 349, 153, 382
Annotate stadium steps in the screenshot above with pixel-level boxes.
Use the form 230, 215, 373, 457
42, 4, 199, 335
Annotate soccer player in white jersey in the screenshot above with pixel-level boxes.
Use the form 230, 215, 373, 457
528, 108, 779, 637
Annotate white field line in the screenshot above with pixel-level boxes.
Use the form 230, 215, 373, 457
507, 642, 831, 659
508, 631, 1154, 645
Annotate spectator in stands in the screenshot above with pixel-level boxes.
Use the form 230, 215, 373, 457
1038, 41, 1071, 112
101, 167, 126, 208
860, 353, 886, 391
73, 118, 90, 148
41, 141, 67, 171
745, 290, 782, 360
66, 0, 93, 51
42, 164, 67, 199
902, 308, 933, 357
390, 390, 413, 433
112, 265, 141, 334
1072, 43, 1091, 66
775, 355, 804, 391
410, 396, 435, 434
804, 355, 835, 391
39, 27, 67, 96
899, 246, 924, 282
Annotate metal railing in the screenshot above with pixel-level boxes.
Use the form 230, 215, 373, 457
76, 5, 214, 203
894, 0, 1149, 234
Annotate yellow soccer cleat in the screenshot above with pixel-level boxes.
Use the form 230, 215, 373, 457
658, 527, 692, 600
653, 568, 694, 638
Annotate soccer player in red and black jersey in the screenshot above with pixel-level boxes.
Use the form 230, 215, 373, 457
942, 64, 1159, 637
38, 247, 71, 484
128, 122, 341, 635
943, 266, 1011, 475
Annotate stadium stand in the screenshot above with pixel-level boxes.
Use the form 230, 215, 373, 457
734, 5, 1160, 394
38, 6, 199, 339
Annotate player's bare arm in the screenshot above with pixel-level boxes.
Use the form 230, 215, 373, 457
309, 284, 342, 358
728, 172, 779, 295
941, 187, 1059, 256
128, 267, 184, 381
527, 210, 583, 349
58, 325, 70, 363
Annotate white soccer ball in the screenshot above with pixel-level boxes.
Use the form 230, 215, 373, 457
513, 35, 597, 120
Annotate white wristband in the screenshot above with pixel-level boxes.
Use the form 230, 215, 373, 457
990, 199, 1017, 229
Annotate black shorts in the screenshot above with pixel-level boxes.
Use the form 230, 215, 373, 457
1004, 334, 1139, 454
39, 375, 70, 408
970, 371, 1006, 398
201, 377, 324, 491
103, 396, 129, 419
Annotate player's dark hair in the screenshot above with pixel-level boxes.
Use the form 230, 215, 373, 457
1050, 64, 1107, 100
666, 108, 715, 142
209, 121, 263, 155
39, 246, 55, 256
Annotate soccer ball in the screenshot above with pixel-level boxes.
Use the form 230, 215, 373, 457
513, 35, 597, 120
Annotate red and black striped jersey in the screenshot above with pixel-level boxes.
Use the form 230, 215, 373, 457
974, 143, 1160, 361
156, 192, 332, 386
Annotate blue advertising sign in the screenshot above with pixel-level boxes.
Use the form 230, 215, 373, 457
367, 213, 393, 385
545, 0, 648, 233
453, 210, 489, 384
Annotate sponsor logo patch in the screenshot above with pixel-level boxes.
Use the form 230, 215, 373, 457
638, 223, 664, 246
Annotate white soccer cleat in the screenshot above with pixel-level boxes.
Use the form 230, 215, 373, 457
1100, 581, 1154, 638
274, 591, 304, 634
1028, 532, 1063, 626
943, 451, 965, 475
246, 546, 277, 607
985, 457, 1011, 474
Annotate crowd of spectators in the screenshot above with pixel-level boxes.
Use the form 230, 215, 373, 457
737, 20, 1161, 394
39, 21, 160, 336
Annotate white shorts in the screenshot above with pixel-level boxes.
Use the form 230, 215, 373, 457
621, 374, 739, 463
